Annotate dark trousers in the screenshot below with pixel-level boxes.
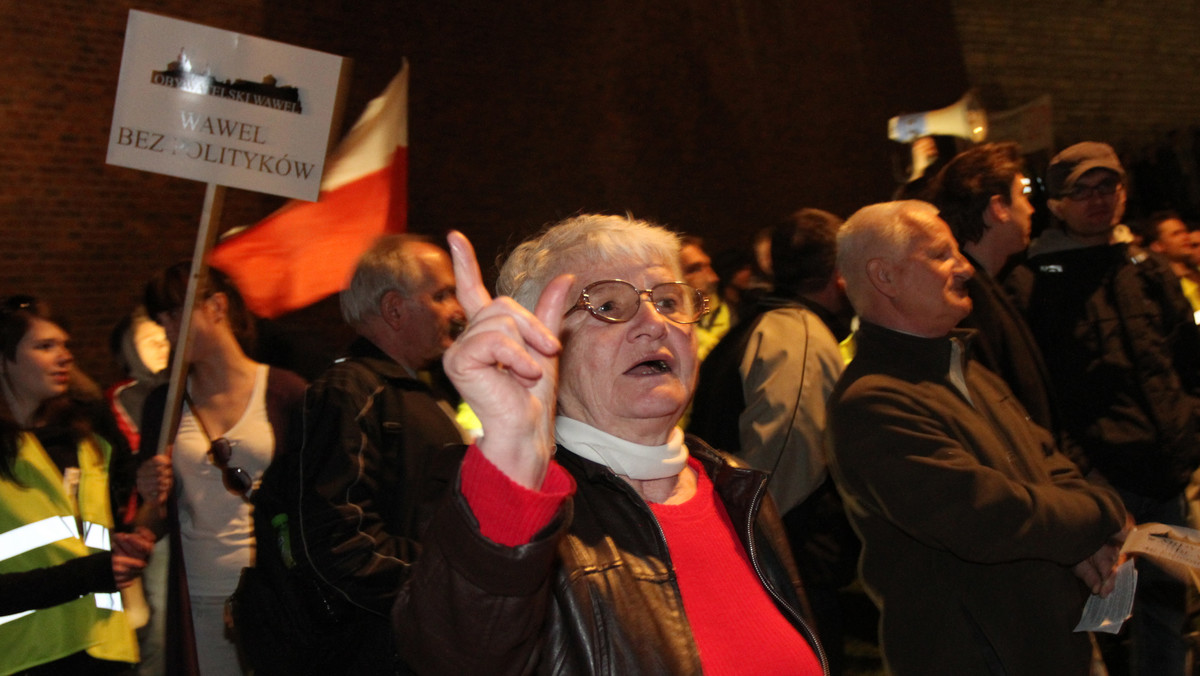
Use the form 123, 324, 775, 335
1105, 489, 1190, 676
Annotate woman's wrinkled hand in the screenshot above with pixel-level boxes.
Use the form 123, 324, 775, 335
443, 230, 573, 489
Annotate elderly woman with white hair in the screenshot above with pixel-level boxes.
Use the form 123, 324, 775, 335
392, 215, 826, 675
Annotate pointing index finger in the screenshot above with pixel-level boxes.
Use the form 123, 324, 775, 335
447, 230, 492, 317
535, 273, 575, 346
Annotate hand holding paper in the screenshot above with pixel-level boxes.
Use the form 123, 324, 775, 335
1075, 521, 1200, 634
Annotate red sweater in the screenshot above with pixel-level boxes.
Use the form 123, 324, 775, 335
461, 445, 822, 675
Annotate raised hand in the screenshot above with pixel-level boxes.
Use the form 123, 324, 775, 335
443, 230, 573, 489
112, 527, 157, 559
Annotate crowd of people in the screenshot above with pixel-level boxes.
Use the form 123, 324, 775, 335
3, 137, 1200, 676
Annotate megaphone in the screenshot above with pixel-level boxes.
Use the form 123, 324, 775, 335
888, 91, 988, 144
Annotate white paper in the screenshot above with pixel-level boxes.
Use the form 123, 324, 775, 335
1074, 522, 1200, 633
1074, 559, 1136, 634
1121, 523, 1200, 572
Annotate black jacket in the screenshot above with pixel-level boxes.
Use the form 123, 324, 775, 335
1007, 241, 1200, 499
290, 338, 464, 615
392, 437, 827, 676
244, 338, 464, 676
959, 253, 1061, 440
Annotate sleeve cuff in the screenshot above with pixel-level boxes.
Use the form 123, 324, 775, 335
460, 443, 574, 547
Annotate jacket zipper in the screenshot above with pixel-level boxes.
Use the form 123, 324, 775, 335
743, 473, 831, 676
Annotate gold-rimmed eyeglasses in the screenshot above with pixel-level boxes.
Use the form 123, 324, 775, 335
565, 280, 709, 325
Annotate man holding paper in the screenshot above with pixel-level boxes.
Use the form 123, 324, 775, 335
828, 200, 1129, 676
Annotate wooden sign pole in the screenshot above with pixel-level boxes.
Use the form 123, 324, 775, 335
155, 182, 227, 456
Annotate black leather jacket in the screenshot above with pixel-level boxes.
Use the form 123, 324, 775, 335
392, 436, 828, 675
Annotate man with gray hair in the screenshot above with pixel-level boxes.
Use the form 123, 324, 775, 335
258, 234, 467, 674
829, 200, 1127, 675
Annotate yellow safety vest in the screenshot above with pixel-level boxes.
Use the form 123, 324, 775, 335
0, 432, 138, 673
1181, 276, 1200, 325
695, 301, 733, 364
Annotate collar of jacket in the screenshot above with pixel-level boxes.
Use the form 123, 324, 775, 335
854, 321, 978, 378
1026, 238, 1157, 278
750, 294, 850, 342
1027, 227, 1150, 262
343, 336, 427, 385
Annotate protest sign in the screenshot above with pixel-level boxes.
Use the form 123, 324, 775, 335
106, 11, 349, 455
107, 10, 349, 201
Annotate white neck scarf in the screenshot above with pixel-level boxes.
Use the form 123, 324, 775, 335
554, 416, 689, 480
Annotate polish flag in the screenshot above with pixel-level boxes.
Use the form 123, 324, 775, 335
209, 62, 409, 318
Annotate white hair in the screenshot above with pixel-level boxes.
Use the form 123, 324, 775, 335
837, 200, 941, 314
341, 234, 434, 328
497, 214, 683, 311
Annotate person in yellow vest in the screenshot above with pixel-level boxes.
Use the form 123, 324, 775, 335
0, 295, 155, 675
679, 237, 732, 363
1140, 210, 1200, 322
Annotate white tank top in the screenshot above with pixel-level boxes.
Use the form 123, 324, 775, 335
173, 364, 274, 597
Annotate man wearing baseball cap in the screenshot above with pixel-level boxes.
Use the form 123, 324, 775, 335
1007, 142, 1200, 676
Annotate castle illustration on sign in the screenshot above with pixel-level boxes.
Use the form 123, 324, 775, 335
151, 50, 303, 114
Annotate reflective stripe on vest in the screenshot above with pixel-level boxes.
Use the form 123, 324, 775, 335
0, 592, 123, 628
82, 522, 110, 552
95, 592, 123, 612
0, 517, 112, 563
0, 516, 119, 626
0, 516, 79, 563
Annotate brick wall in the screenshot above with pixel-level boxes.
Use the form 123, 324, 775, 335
953, 0, 1200, 148
21, 1, 1197, 384
4, 0, 974, 386
0, 0, 406, 384
951, 0, 1200, 215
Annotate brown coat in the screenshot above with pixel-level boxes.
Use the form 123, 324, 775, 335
828, 322, 1125, 676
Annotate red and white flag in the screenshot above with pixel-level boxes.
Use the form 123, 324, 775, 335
209, 62, 410, 318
